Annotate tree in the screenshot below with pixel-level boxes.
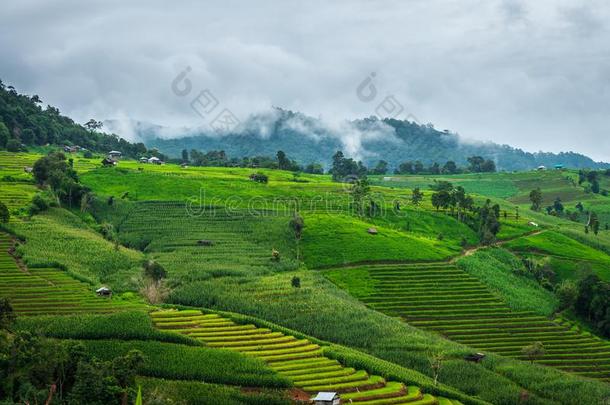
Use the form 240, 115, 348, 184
112, 349, 145, 405
84, 119, 103, 132
143, 260, 167, 284
478, 200, 501, 245
428, 351, 445, 386
350, 178, 370, 216
6, 138, 21, 152
289, 213, 304, 261
33, 152, 87, 206
291, 276, 301, 288
411, 187, 424, 206
590, 212, 600, 236
0, 122, 9, 149
277, 150, 289, 170
0, 201, 9, 224
522, 342, 545, 364
181, 149, 189, 163
556, 280, 578, 310
481, 159, 496, 172
304, 163, 323, 174
442, 161, 457, 174
371, 160, 389, 175
467, 156, 485, 172
592, 179, 600, 194
529, 188, 543, 211
553, 197, 564, 214
397, 161, 414, 174
431, 190, 451, 211
0, 297, 15, 330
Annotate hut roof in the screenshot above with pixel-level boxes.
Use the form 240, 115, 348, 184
312, 392, 338, 401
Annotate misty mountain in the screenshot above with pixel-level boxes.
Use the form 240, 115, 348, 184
110, 109, 609, 171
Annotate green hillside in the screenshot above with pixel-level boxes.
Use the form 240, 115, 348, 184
3, 150, 610, 405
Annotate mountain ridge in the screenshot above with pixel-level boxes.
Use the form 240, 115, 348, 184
109, 109, 609, 171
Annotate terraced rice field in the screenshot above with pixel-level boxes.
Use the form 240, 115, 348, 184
118, 201, 291, 277
331, 262, 610, 381
0, 151, 38, 175
153, 310, 462, 405
0, 234, 142, 315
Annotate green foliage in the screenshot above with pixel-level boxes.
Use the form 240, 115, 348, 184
574, 274, 610, 337
0, 297, 15, 329
521, 342, 545, 364
331, 150, 367, 181
529, 188, 542, 211
301, 213, 454, 268
33, 152, 88, 206
143, 260, 167, 282
555, 280, 578, 311
82, 339, 288, 388
138, 377, 292, 405
12, 208, 143, 289
0, 80, 148, 157
15, 312, 199, 345
477, 200, 501, 245
249, 172, 269, 183
0, 201, 8, 223
504, 231, 610, 281
411, 187, 424, 205
457, 248, 558, 316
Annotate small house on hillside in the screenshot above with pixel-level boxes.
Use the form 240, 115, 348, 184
108, 150, 122, 159
537, 165, 546, 171
554, 164, 564, 170
148, 156, 163, 165
367, 227, 378, 235
139, 157, 149, 163
312, 392, 340, 405
96, 287, 112, 297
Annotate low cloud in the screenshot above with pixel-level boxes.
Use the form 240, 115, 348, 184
2, 0, 610, 159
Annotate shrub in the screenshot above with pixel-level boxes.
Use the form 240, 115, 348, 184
291, 276, 301, 288
249, 172, 269, 183
0, 201, 9, 223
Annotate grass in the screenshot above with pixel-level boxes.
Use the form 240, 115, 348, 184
138, 377, 292, 405
301, 213, 455, 268
82, 338, 289, 388
504, 231, 610, 280
10, 208, 144, 289
457, 248, 559, 316
14, 311, 196, 344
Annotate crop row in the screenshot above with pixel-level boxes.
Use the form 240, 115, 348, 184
349, 263, 610, 381
152, 310, 463, 404
0, 233, 142, 315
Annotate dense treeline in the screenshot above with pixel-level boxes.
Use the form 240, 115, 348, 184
0, 80, 148, 157
184, 149, 324, 174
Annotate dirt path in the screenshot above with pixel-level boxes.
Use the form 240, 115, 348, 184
452, 229, 545, 262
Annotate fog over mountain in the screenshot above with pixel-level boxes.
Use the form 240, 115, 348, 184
105, 108, 609, 171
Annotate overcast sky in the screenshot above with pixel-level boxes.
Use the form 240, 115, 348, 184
2, 0, 610, 159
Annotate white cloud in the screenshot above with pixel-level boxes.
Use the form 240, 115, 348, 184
1, 0, 610, 159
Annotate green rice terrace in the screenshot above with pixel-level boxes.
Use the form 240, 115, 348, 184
152, 309, 455, 405
3, 151, 610, 405
325, 261, 610, 380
